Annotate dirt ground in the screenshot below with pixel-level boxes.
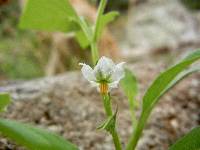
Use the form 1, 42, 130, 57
0, 52, 199, 150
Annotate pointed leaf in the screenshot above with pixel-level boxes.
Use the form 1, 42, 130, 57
169, 127, 200, 150
0, 119, 79, 150
97, 108, 117, 133
143, 50, 200, 110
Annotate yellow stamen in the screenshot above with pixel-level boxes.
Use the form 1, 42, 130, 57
100, 83, 108, 94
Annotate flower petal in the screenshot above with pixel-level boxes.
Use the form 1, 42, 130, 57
109, 81, 119, 89
94, 56, 115, 78
79, 63, 96, 82
89, 81, 99, 87
111, 62, 125, 82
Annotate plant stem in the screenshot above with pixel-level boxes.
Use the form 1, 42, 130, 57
91, 42, 99, 66
125, 111, 149, 150
94, 0, 107, 42
102, 94, 122, 150
112, 131, 122, 150
90, 0, 107, 65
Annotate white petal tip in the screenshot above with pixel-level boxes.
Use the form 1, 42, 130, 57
119, 62, 126, 66
79, 63, 85, 66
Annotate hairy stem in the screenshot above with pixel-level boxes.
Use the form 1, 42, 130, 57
102, 94, 122, 150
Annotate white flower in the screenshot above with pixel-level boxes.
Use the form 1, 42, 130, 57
79, 56, 125, 94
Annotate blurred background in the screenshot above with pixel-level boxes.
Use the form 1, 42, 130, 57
0, 0, 200, 80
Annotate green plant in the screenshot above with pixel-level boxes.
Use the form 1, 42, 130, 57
125, 51, 200, 150
0, 0, 47, 79
0, 0, 200, 150
181, 0, 200, 10
169, 126, 200, 150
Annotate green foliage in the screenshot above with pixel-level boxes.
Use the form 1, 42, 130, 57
120, 69, 138, 126
73, 17, 93, 45
19, 0, 93, 49
126, 50, 200, 150
120, 69, 138, 105
0, 1, 46, 79
94, 11, 119, 41
0, 36, 44, 79
0, 0, 20, 38
19, 0, 117, 65
19, 0, 80, 32
97, 108, 117, 134
75, 31, 90, 49
142, 50, 200, 111
181, 0, 200, 10
0, 93, 10, 112
169, 127, 200, 150
0, 119, 79, 150
101, 93, 122, 150
93, 0, 119, 41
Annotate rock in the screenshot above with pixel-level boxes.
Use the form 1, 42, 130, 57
124, 0, 200, 59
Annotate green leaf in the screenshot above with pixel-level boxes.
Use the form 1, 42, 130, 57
165, 66, 200, 94
143, 50, 200, 110
0, 93, 11, 112
93, 0, 116, 42
71, 17, 93, 46
120, 69, 138, 126
75, 31, 90, 49
169, 126, 200, 150
120, 69, 138, 104
19, 0, 80, 32
95, 11, 119, 40
73, 17, 93, 48
0, 119, 79, 150
126, 50, 200, 150
97, 108, 117, 134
